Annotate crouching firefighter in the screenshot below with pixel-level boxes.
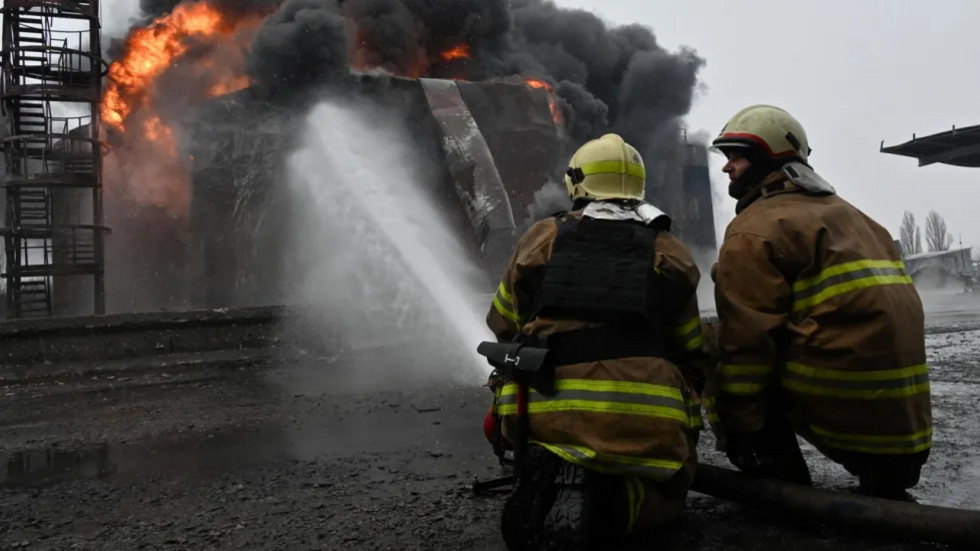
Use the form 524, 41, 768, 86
478, 134, 710, 550
707, 104, 933, 500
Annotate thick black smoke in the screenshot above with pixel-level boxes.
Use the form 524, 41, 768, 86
137, 0, 280, 22
240, 0, 703, 149
245, 0, 350, 93
126, 0, 704, 154
506, 1, 705, 149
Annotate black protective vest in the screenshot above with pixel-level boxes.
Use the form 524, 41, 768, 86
522, 213, 681, 364
532, 214, 672, 323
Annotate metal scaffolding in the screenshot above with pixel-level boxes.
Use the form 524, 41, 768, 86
1, 0, 109, 319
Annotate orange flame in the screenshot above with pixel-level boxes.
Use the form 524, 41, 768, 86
100, 1, 268, 216
101, 2, 234, 132
440, 43, 471, 62
209, 74, 251, 97
143, 115, 177, 156
524, 78, 562, 126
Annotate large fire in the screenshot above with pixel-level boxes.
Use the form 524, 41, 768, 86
101, 1, 266, 215
103, 3, 562, 214
101, 2, 255, 133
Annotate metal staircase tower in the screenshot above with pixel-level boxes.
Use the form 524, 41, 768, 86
1, 0, 109, 319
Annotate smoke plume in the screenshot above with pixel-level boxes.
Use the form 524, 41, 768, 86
236, 0, 704, 149
121, 0, 704, 161
100, 0, 706, 313
137, 0, 280, 22
245, 0, 350, 93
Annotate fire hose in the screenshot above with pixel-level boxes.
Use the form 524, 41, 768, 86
474, 463, 980, 547
691, 463, 980, 548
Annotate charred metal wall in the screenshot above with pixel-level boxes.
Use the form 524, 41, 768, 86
186, 77, 560, 309
184, 77, 714, 311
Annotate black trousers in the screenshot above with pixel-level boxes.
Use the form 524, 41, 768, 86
757, 397, 929, 495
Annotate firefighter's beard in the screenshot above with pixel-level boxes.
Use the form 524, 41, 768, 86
282, 98, 495, 386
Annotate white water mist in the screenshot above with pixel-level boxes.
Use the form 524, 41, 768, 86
285, 99, 495, 384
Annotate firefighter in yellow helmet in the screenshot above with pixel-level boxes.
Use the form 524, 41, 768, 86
482, 133, 710, 549
706, 105, 932, 499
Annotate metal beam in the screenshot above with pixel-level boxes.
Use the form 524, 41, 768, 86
919, 141, 980, 167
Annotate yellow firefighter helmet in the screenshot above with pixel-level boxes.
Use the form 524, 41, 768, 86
564, 133, 646, 201
711, 104, 811, 165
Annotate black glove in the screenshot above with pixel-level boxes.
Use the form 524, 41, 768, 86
726, 427, 813, 485
724, 430, 777, 476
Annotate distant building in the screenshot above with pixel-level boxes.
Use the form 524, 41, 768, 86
881, 125, 979, 290
903, 247, 975, 282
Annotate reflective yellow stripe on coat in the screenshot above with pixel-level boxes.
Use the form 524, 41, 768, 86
533, 441, 684, 481
492, 281, 527, 327
497, 379, 697, 427
624, 476, 647, 533
716, 363, 773, 395
687, 397, 704, 431
782, 362, 930, 400
809, 425, 933, 455
702, 396, 719, 425
672, 316, 703, 352
792, 259, 913, 312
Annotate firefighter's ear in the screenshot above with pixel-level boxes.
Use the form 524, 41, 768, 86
711, 262, 719, 283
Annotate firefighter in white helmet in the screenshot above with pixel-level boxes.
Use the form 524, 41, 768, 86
482, 133, 710, 549
707, 105, 932, 500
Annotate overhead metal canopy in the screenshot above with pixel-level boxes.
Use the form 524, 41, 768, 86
881, 124, 980, 168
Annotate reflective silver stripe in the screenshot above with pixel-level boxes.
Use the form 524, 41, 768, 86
535, 442, 684, 481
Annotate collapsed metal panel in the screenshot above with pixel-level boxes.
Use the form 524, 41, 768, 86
417, 78, 516, 278
0, 0, 110, 319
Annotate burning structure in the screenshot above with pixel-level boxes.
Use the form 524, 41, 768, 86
3, 0, 718, 317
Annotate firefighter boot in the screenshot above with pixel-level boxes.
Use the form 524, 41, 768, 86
501, 445, 632, 551
501, 445, 564, 551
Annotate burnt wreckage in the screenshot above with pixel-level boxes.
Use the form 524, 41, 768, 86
189, 74, 717, 309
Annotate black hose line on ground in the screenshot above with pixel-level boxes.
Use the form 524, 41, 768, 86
692, 463, 980, 548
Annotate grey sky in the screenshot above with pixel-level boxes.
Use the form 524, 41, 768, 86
559, 0, 980, 251
46, 0, 980, 250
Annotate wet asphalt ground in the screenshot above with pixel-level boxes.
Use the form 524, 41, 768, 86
2, 292, 979, 550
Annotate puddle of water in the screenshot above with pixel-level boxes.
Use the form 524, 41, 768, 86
3, 445, 113, 488
1, 387, 491, 490
1, 428, 293, 489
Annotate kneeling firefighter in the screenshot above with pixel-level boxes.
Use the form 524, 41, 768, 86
707, 105, 932, 499
479, 134, 710, 550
